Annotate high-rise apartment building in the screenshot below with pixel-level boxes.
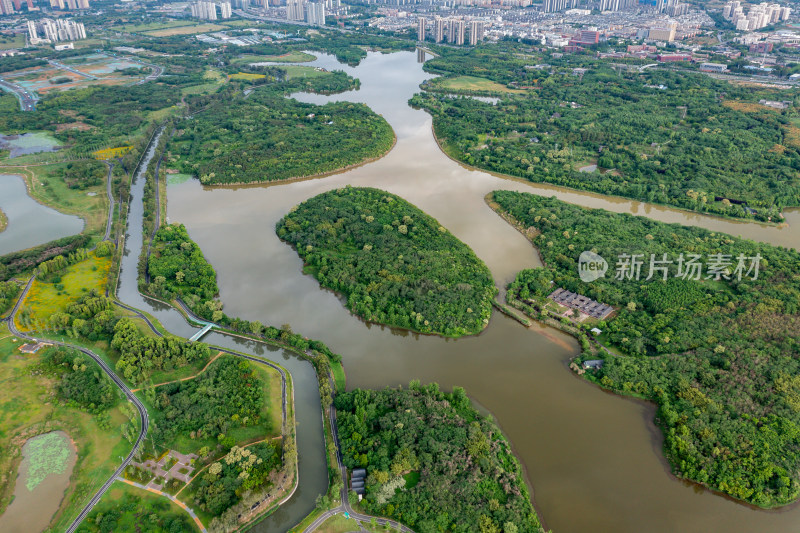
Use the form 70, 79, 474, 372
287, 0, 305, 21
0, 0, 14, 15
30, 18, 86, 43
434, 17, 445, 43
219, 1, 232, 17
190, 1, 218, 20
455, 19, 465, 45
469, 20, 484, 46
304, 1, 325, 26
417, 17, 425, 42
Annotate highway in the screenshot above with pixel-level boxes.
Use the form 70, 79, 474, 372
0, 77, 38, 111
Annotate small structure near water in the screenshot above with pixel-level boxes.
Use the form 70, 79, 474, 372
548, 288, 613, 320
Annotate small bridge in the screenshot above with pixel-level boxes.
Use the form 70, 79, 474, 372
189, 323, 214, 342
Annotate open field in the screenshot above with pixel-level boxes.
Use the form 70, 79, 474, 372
230, 72, 265, 81
0, 34, 25, 51
16, 252, 111, 331
144, 24, 225, 37
78, 480, 198, 532
1, 55, 146, 95
432, 75, 524, 94
234, 51, 316, 64
282, 65, 329, 79
0, 323, 136, 531
117, 20, 199, 33
2, 163, 109, 243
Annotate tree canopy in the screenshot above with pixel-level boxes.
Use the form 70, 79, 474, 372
277, 187, 496, 337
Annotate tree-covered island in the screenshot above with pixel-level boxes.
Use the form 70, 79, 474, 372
277, 187, 496, 337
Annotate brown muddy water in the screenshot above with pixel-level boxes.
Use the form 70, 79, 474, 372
168, 50, 800, 532
0, 431, 77, 533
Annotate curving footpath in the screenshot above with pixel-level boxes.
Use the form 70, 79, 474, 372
4, 277, 150, 533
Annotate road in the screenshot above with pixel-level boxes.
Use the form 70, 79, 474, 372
4, 277, 150, 533
103, 162, 115, 242
0, 77, 38, 111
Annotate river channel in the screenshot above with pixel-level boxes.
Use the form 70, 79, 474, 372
116, 130, 327, 531
163, 50, 800, 533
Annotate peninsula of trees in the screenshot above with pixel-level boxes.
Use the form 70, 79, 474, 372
276, 187, 496, 337
413, 46, 800, 221
490, 190, 800, 507
336, 383, 544, 533
171, 76, 395, 185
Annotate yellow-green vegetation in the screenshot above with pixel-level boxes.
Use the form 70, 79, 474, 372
233, 51, 317, 64
0, 323, 139, 531
5, 162, 109, 241
229, 72, 266, 81
16, 252, 111, 332
431, 75, 523, 94
0, 207, 6, 233
78, 481, 198, 532
144, 23, 225, 37
181, 69, 226, 96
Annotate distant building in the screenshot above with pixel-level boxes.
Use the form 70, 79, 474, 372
417, 17, 425, 42
219, 1, 232, 18
469, 20, 484, 46
454, 19, 465, 45
304, 1, 325, 26
29, 18, 86, 44
700, 62, 728, 73
190, 1, 218, 20
657, 53, 691, 62
582, 359, 604, 370
749, 41, 774, 53
434, 17, 445, 43
287, 0, 305, 21
648, 22, 677, 42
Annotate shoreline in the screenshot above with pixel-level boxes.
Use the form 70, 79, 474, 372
0, 206, 6, 233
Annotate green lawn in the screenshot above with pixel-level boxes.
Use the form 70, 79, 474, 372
282, 65, 330, 80
232, 51, 317, 64
432, 75, 523, 94
0, 34, 25, 51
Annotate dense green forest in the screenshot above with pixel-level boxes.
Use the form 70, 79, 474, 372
149, 355, 268, 447
111, 318, 211, 385
336, 383, 543, 533
277, 187, 496, 336
172, 80, 394, 184
412, 46, 800, 220
191, 442, 281, 518
147, 223, 219, 316
0, 281, 19, 314
491, 190, 800, 507
40, 346, 120, 413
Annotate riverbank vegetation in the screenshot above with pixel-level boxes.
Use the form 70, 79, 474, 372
335, 383, 544, 532
412, 45, 800, 221
277, 187, 496, 337
171, 78, 394, 185
490, 190, 800, 507
0, 207, 6, 234
0, 323, 140, 530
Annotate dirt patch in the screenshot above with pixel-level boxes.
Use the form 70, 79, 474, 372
55, 122, 93, 133
722, 99, 775, 113
783, 124, 800, 148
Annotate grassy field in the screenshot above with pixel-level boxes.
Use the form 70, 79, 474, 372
233, 51, 316, 64
433, 75, 524, 94
0, 322, 138, 531
117, 20, 199, 33
78, 481, 198, 532
144, 23, 225, 37
282, 65, 329, 80
0, 34, 25, 51
0, 162, 109, 243
16, 252, 111, 332
181, 69, 226, 96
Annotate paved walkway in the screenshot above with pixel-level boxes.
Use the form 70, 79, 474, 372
117, 477, 207, 532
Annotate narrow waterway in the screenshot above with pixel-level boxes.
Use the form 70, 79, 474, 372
166, 51, 800, 533
115, 130, 327, 531
0, 174, 83, 255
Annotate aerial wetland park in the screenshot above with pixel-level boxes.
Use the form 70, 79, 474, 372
2, 4, 800, 533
